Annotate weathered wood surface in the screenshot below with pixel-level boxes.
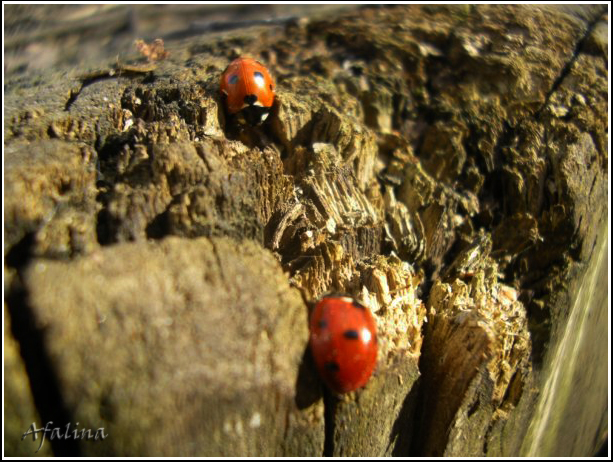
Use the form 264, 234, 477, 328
4, 5, 608, 457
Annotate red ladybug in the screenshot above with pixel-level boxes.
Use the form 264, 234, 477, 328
220, 57, 275, 125
309, 295, 378, 394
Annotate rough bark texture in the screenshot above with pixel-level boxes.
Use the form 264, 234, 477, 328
4, 4, 608, 457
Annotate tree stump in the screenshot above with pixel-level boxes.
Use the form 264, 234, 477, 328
4, 4, 608, 457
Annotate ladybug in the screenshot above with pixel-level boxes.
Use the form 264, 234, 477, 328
220, 57, 275, 126
309, 295, 378, 394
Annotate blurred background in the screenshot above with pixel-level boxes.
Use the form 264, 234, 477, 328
4, 4, 359, 76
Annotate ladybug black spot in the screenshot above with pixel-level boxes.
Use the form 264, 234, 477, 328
343, 329, 360, 340
229, 74, 239, 84
317, 319, 328, 329
324, 361, 340, 372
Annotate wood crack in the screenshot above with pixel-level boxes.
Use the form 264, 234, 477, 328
535, 7, 608, 119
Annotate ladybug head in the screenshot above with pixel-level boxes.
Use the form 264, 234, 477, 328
236, 102, 273, 126
240, 93, 273, 125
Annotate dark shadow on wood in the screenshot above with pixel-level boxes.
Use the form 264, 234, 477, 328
389, 375, 421, 456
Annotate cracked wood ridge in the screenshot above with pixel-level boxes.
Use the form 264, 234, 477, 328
3, 4, 608, 457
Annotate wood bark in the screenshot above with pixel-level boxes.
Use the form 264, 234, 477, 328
4, 4, 608, 457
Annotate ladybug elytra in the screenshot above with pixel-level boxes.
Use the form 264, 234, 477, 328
220, 57, 275, 126
309, 295, 378, 394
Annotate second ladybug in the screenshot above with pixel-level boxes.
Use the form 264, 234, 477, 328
309, 295, 378, 394
220, 57, 275, 126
